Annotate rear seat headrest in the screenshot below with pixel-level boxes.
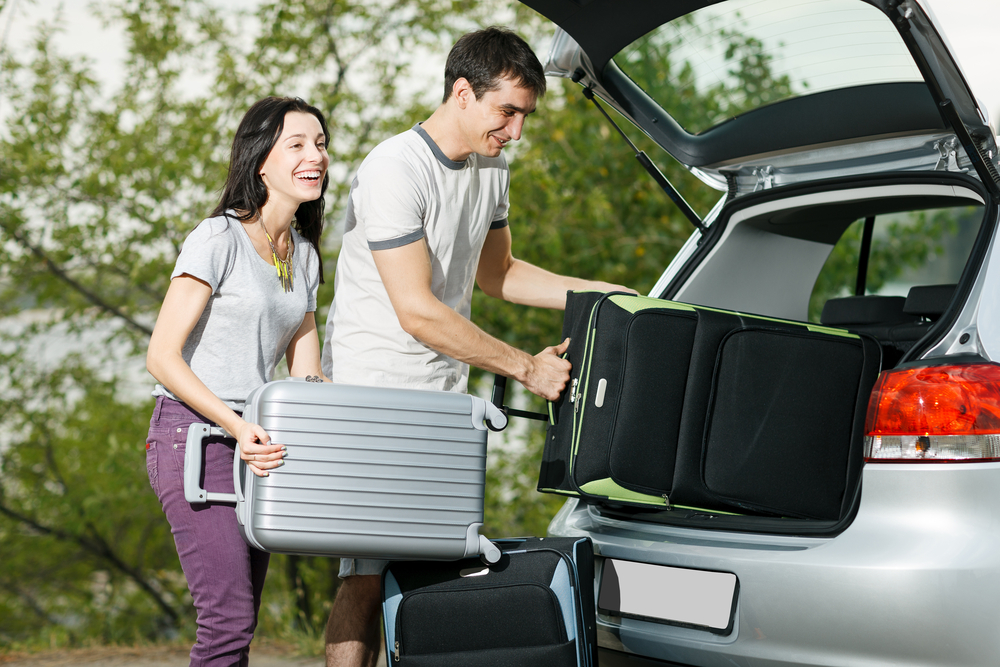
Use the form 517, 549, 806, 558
903, 284, 956, 319
820, 295, 908, 326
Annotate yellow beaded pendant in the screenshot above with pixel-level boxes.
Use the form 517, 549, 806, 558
259, 220, 294, 292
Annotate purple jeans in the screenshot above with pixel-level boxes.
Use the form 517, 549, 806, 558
146, 396, 270, 667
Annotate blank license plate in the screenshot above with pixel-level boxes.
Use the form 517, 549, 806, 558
599, 559, 738, 633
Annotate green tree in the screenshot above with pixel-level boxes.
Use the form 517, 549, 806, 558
808, 208, 975, 321
0, 0, 497, 647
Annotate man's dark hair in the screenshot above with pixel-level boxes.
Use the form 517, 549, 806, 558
211, 96, 329, 283
443, 26, 546, 103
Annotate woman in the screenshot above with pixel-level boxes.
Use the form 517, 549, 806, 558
145, 96, 330, 666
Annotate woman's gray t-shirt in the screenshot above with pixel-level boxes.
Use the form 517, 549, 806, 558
151, 214, 320, 412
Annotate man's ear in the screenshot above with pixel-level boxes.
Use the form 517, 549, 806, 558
452, 77, 474, 109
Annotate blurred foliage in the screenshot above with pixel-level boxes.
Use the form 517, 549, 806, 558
808, 207, 980, 322
0, 358, 186, 645
616, 15, 793, 133
0, 0, 500, 649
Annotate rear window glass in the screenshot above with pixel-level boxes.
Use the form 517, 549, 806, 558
615, 0, 922, 134
809, 204, 984, 322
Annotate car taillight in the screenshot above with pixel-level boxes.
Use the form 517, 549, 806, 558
864, 363, 1000, 462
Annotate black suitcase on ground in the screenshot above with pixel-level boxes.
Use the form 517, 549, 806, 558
538, 291, 881, 520
381, 536, 597, 667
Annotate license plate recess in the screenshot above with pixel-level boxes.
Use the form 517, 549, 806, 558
598, 559, 738, 634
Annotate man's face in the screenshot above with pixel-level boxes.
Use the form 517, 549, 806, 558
459, 76, 537, 159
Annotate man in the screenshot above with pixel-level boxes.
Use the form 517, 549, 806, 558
321, 26, 632, 667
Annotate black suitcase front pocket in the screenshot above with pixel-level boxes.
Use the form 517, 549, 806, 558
394, 583, 574, 666
607, 310, 697, 496
702, 328, 866, 519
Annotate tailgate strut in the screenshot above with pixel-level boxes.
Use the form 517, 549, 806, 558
576, 75, 707, 233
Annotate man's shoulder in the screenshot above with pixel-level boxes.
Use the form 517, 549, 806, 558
367, 127, 426, 161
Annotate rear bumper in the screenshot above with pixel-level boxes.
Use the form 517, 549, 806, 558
550, 463, 1000, 667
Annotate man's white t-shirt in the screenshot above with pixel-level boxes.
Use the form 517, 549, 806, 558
322, 124, 510, 392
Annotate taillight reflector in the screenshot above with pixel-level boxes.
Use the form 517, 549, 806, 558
864, 364, 1000, 462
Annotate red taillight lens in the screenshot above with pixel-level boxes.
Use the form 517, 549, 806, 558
864, 364, 1000, 462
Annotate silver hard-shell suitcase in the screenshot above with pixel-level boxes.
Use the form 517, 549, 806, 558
183, 378, 506, 563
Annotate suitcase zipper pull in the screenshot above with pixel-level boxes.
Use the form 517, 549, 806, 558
569, 377, 582, 414
662, 494, 672, 510
394, 640, 400, 662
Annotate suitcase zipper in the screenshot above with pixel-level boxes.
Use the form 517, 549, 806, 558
569, 294, 612, 483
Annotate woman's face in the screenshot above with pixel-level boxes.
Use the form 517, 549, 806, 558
258, 111, 329, 209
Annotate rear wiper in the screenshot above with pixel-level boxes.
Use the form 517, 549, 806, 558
576, 77, 707, 234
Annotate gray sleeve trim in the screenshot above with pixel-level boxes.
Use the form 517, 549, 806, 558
368, 229, 425, 251
490, 217, 509, 230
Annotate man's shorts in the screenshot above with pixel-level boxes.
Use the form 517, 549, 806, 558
338, 558, 388, 579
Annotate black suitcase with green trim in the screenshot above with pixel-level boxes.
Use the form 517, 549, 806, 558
537, 291, 881, 520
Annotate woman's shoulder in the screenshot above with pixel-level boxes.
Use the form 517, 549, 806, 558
186, 212, 240, 245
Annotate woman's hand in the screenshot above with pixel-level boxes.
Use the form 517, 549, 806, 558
236, 421, 286, 477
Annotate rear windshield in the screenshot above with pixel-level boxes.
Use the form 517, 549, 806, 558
809, 204, 985, 322
615, 0, 922, 134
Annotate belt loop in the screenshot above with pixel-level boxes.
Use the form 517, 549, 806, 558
152, 395, 164, 422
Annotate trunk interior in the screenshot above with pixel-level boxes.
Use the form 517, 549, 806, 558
560, 172, 994, 536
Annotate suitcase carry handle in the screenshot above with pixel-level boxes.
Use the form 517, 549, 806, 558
184, 423, 238, 504
488, 375, 549, 431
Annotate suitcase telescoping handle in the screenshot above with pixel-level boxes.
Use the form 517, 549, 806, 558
488, 375, 549, 432
183, 423, 238, 504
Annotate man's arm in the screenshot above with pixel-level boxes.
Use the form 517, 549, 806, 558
372, 239, 571, 401
476, 225, 634, 310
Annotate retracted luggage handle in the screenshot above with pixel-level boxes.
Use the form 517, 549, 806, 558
488, 375, 549, 432
183, 423, 238, 504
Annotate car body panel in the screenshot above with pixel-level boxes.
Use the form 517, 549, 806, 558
552, 462, 1000, 666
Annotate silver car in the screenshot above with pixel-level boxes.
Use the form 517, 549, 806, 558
520, 0, 1000, 665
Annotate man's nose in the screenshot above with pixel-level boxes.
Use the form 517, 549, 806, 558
507, 114, 526, 141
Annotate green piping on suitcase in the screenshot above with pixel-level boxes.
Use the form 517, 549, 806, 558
607, 294, 858, 339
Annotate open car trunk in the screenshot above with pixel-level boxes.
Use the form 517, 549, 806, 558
537, 172, 993, 535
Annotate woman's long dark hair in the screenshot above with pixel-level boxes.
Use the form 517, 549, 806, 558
212, 96, 330, 283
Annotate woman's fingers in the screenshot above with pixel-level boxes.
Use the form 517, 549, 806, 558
237, 422, 286, 476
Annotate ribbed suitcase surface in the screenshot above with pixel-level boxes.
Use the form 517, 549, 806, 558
229, 380, 501, 560
382, 537, 597, 667
538, 291, 881, 520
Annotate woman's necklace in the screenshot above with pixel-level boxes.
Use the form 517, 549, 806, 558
259, 218, 294, 292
